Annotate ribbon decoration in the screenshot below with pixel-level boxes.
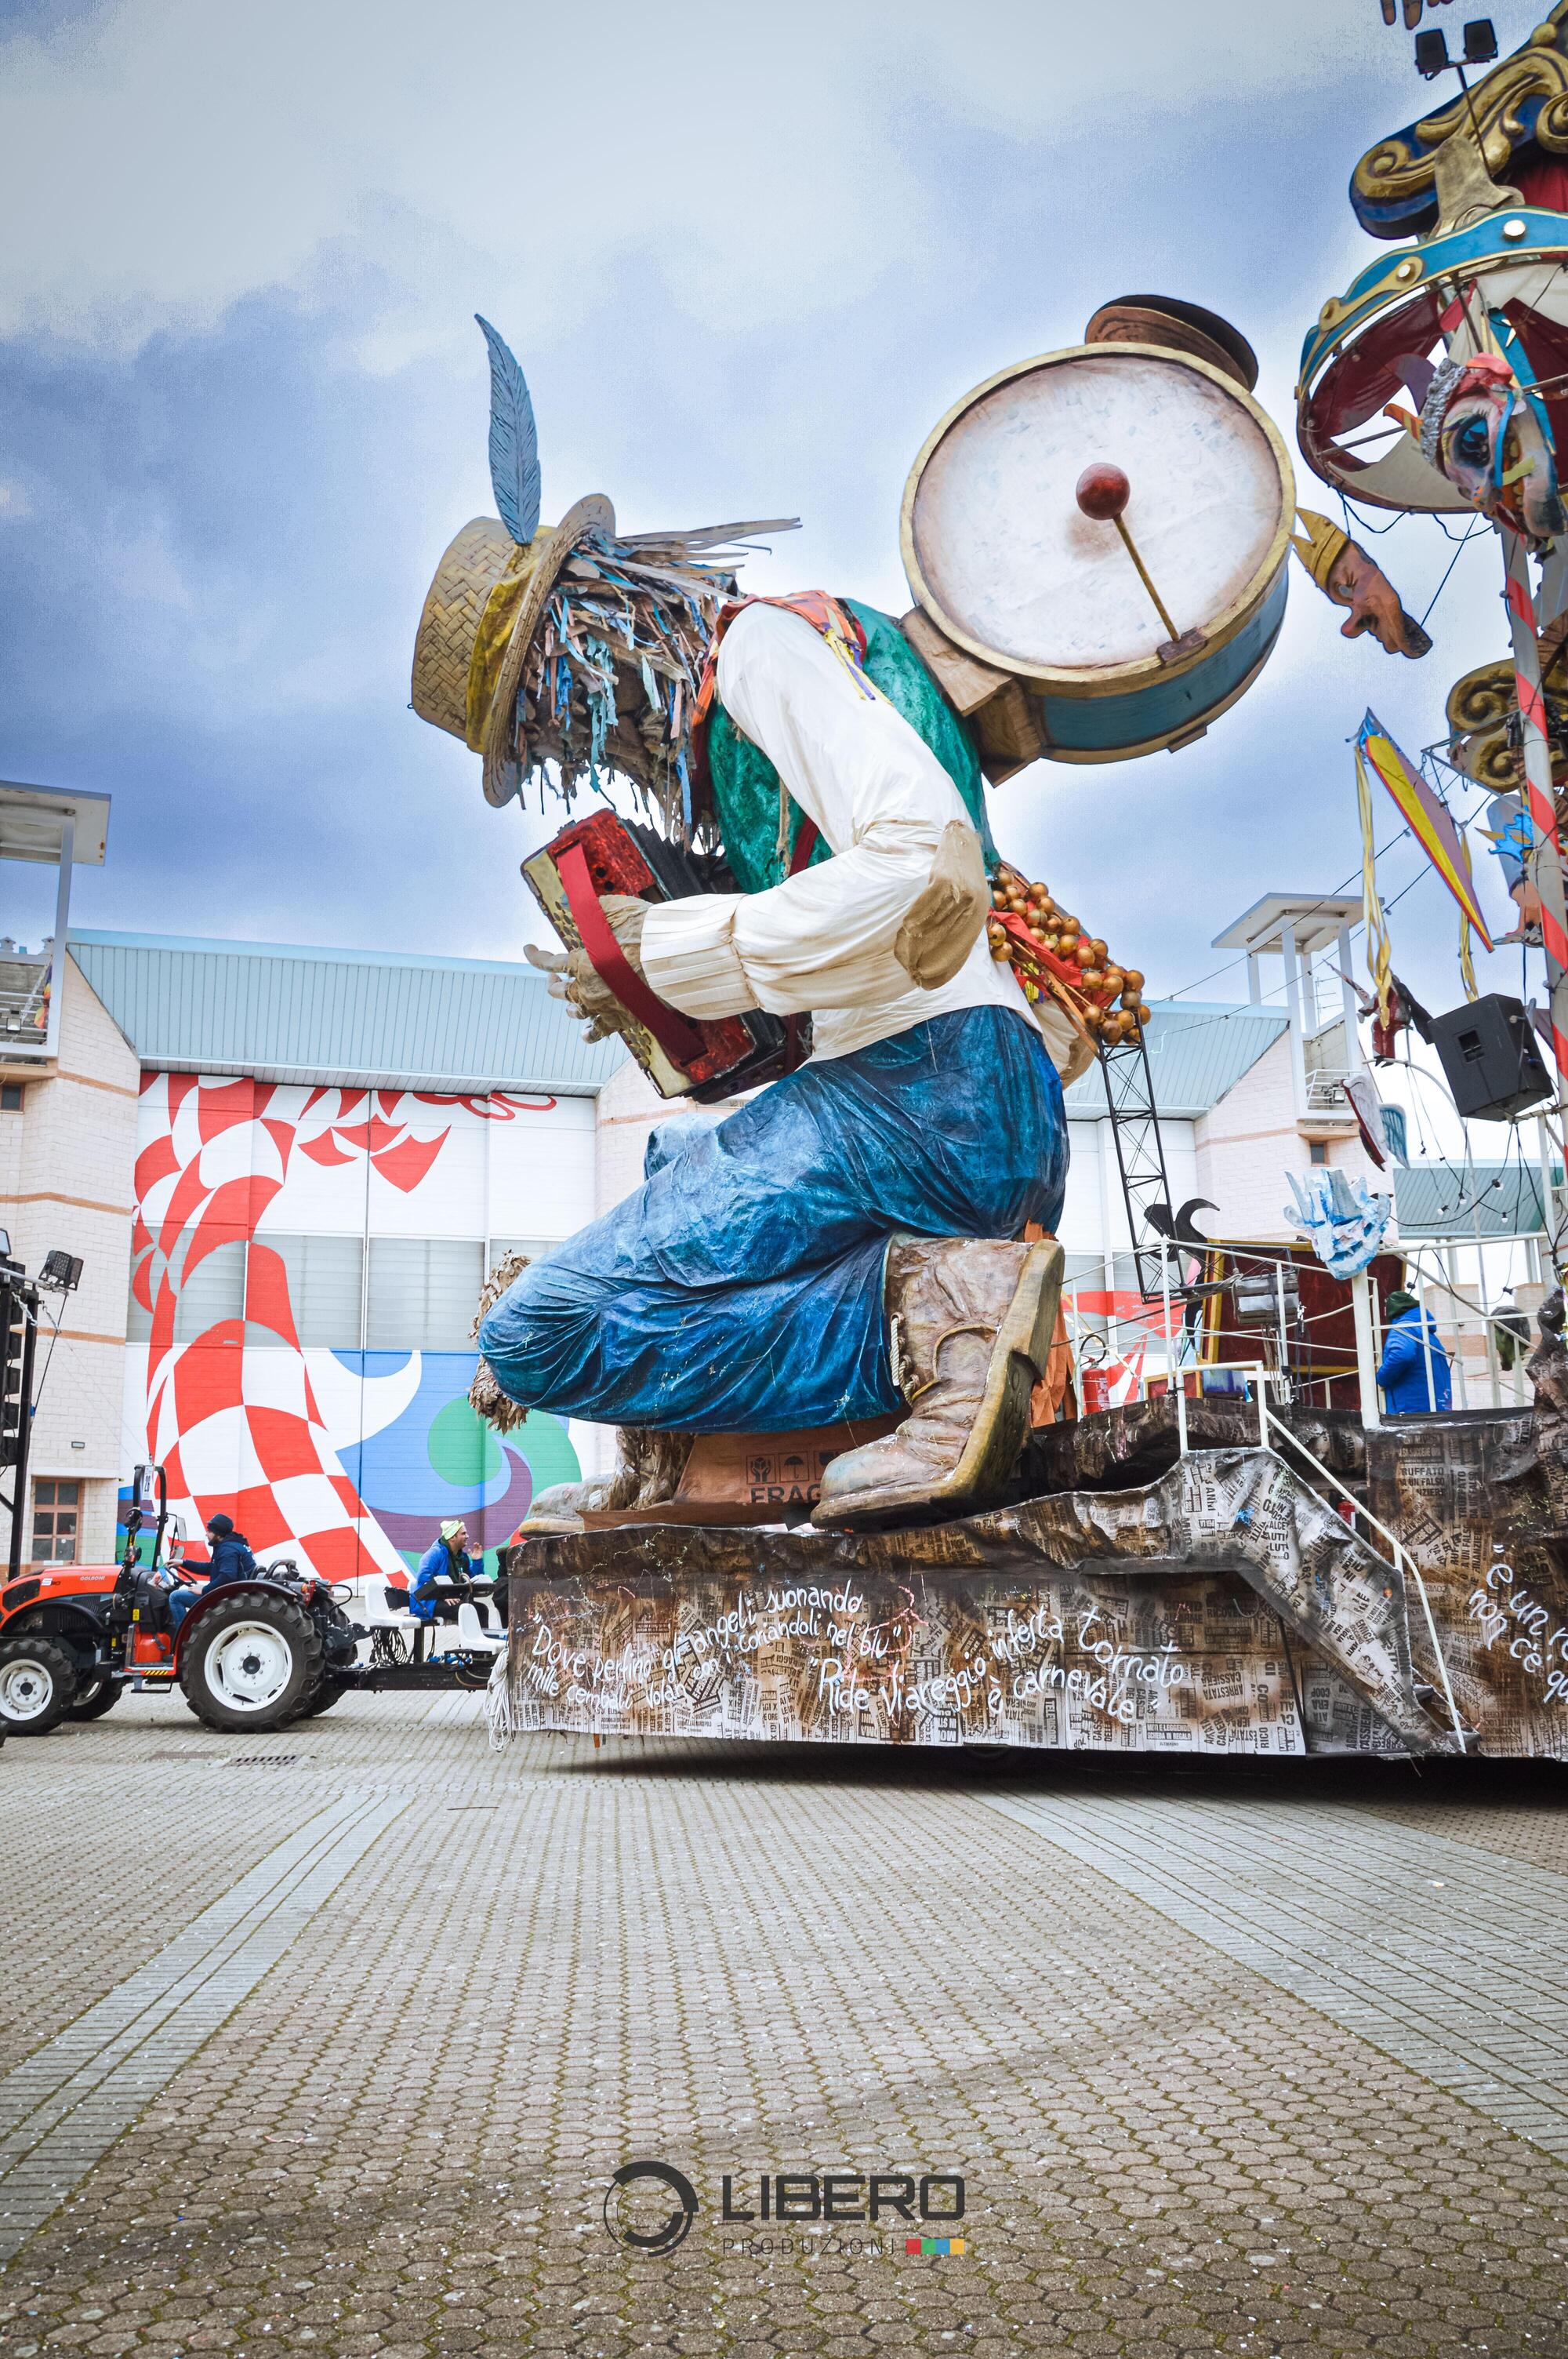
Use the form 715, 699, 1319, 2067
1356, 710, 1494, 951
1459, 911, 1480, 1004
989, 909, 1101, 1049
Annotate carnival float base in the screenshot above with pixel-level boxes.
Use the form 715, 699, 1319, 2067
500, 1400, 1568, 1760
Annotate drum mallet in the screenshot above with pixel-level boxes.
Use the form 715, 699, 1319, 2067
1076, 463, 1204, 661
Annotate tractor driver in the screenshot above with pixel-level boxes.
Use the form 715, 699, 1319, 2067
166, 1514, 259, 1631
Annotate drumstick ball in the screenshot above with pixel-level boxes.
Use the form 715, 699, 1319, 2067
1075, 463, 1130, 521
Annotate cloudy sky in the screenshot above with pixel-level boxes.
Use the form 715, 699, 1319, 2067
0, 0, 1548, 1050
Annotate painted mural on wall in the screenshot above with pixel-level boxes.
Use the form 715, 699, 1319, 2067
124, 1073, 586, 1583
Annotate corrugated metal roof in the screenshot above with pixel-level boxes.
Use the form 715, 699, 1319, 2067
1063, 1001, 1288, 1118
1393, 1161, 1548, 1238
69, 930, 623, 1096
69, 932, 1289, 1112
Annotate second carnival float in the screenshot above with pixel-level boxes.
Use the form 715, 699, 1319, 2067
407, 3, 1568, 1763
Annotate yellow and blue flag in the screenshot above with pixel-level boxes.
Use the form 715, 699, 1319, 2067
1356, 711, 1493, 950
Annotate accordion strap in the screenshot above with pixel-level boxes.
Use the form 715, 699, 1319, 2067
557, 841, 710, 1072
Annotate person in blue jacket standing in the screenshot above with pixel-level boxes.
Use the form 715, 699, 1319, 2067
1376, 1289, 1453, 1414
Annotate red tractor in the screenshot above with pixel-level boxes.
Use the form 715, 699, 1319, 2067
0, 1465, 506, 1737
0, 1466, 362, 1736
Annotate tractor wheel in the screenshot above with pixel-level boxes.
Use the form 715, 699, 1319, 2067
67, 1674, 123, 1721
179, 1592, 322, 1732
0, 1636, 78, 1736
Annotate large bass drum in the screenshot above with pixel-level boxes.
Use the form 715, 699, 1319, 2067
902, 342, 1294, 763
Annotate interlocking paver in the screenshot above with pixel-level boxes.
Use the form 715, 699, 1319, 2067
0, 1701, 1566, 2354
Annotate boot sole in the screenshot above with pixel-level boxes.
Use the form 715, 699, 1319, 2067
815, 1241, 1063, 1528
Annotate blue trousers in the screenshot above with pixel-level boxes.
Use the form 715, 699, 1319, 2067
479, 1003, 1069, 1433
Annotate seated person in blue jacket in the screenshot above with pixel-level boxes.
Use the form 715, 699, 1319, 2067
166, 1514, 259, 1630
1376, 1289, 1453, 1415
410, 1520, 476, 1623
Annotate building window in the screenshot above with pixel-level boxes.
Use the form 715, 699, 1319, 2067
247, 1234, 365, 1349
367, 1238, 485, 1351
128, 1235, 512, 1353
32, 1478, 80, 1564
172, 1238, 248, 1343
128, 1237, 249, 1347
1308, 1140, 1330, 1166
1, 1083, 21, 1111
488, 1236, 557, 1271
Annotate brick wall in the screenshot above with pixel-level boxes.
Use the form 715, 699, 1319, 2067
1194, 1034, 1385, 1241
0, 958, 138, 1566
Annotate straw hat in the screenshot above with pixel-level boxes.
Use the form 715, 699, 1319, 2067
411, 492, 615, 808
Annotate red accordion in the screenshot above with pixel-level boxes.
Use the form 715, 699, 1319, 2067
522, 810, 804, 1103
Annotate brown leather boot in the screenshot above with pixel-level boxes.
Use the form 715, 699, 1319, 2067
813, 1236, 1063, 1528
519, 1426, 695, 1534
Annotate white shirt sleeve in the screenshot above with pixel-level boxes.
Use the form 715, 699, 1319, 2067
640, 603, 975, 1020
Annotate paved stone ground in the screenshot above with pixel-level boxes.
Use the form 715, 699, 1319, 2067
1, 1694, 1566, 2357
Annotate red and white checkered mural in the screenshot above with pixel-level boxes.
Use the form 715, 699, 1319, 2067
126, 1073, 590, 1583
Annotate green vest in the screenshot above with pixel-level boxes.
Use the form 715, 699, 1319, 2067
705, 599, 996, 895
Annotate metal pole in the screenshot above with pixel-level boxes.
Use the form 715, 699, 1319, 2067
41, 817, 72, 1063
1280, 922, 1308, 1119
1098, 1119, 1122, 1383
1162, 1241, 1187, 1456
7, 1284, 38, 1583
1274, 1259, 1290, 1399
1102, 1245, 1120, 1401
1444, 1245, 1470, 1408
1352, 1270, 1382, 1429
1537, 1111, 1561, 1285
1504, 529, 1568, 1147
1338, 923, 1363, 1079
1417, 1270, 1439, 1415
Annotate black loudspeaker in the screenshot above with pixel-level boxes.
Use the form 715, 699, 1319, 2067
1429, 994, 1553, 1123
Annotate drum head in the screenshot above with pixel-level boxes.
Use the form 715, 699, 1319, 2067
903, 345, 1293, 691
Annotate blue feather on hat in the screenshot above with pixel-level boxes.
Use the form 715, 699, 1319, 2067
475, 314, 542, 548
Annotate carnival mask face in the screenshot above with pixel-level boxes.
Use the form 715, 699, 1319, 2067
1325, 540, 1433, 659
1439, 384, 1566, 541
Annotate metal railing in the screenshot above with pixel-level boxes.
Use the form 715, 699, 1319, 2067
1395, 1245, 1537, 1411
0, 969, 49, 1047
1067, 1249, 1468, 1747
1258, 1399, 1466, 1747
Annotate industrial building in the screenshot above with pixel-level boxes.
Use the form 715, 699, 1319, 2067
3, 786, 1519, 1579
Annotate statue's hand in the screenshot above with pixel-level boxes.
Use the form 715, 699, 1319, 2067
895, 822, 989, 989
525, 894, 651, 1042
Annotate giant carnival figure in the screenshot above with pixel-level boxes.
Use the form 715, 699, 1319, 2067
412, 300, 1298, 1528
